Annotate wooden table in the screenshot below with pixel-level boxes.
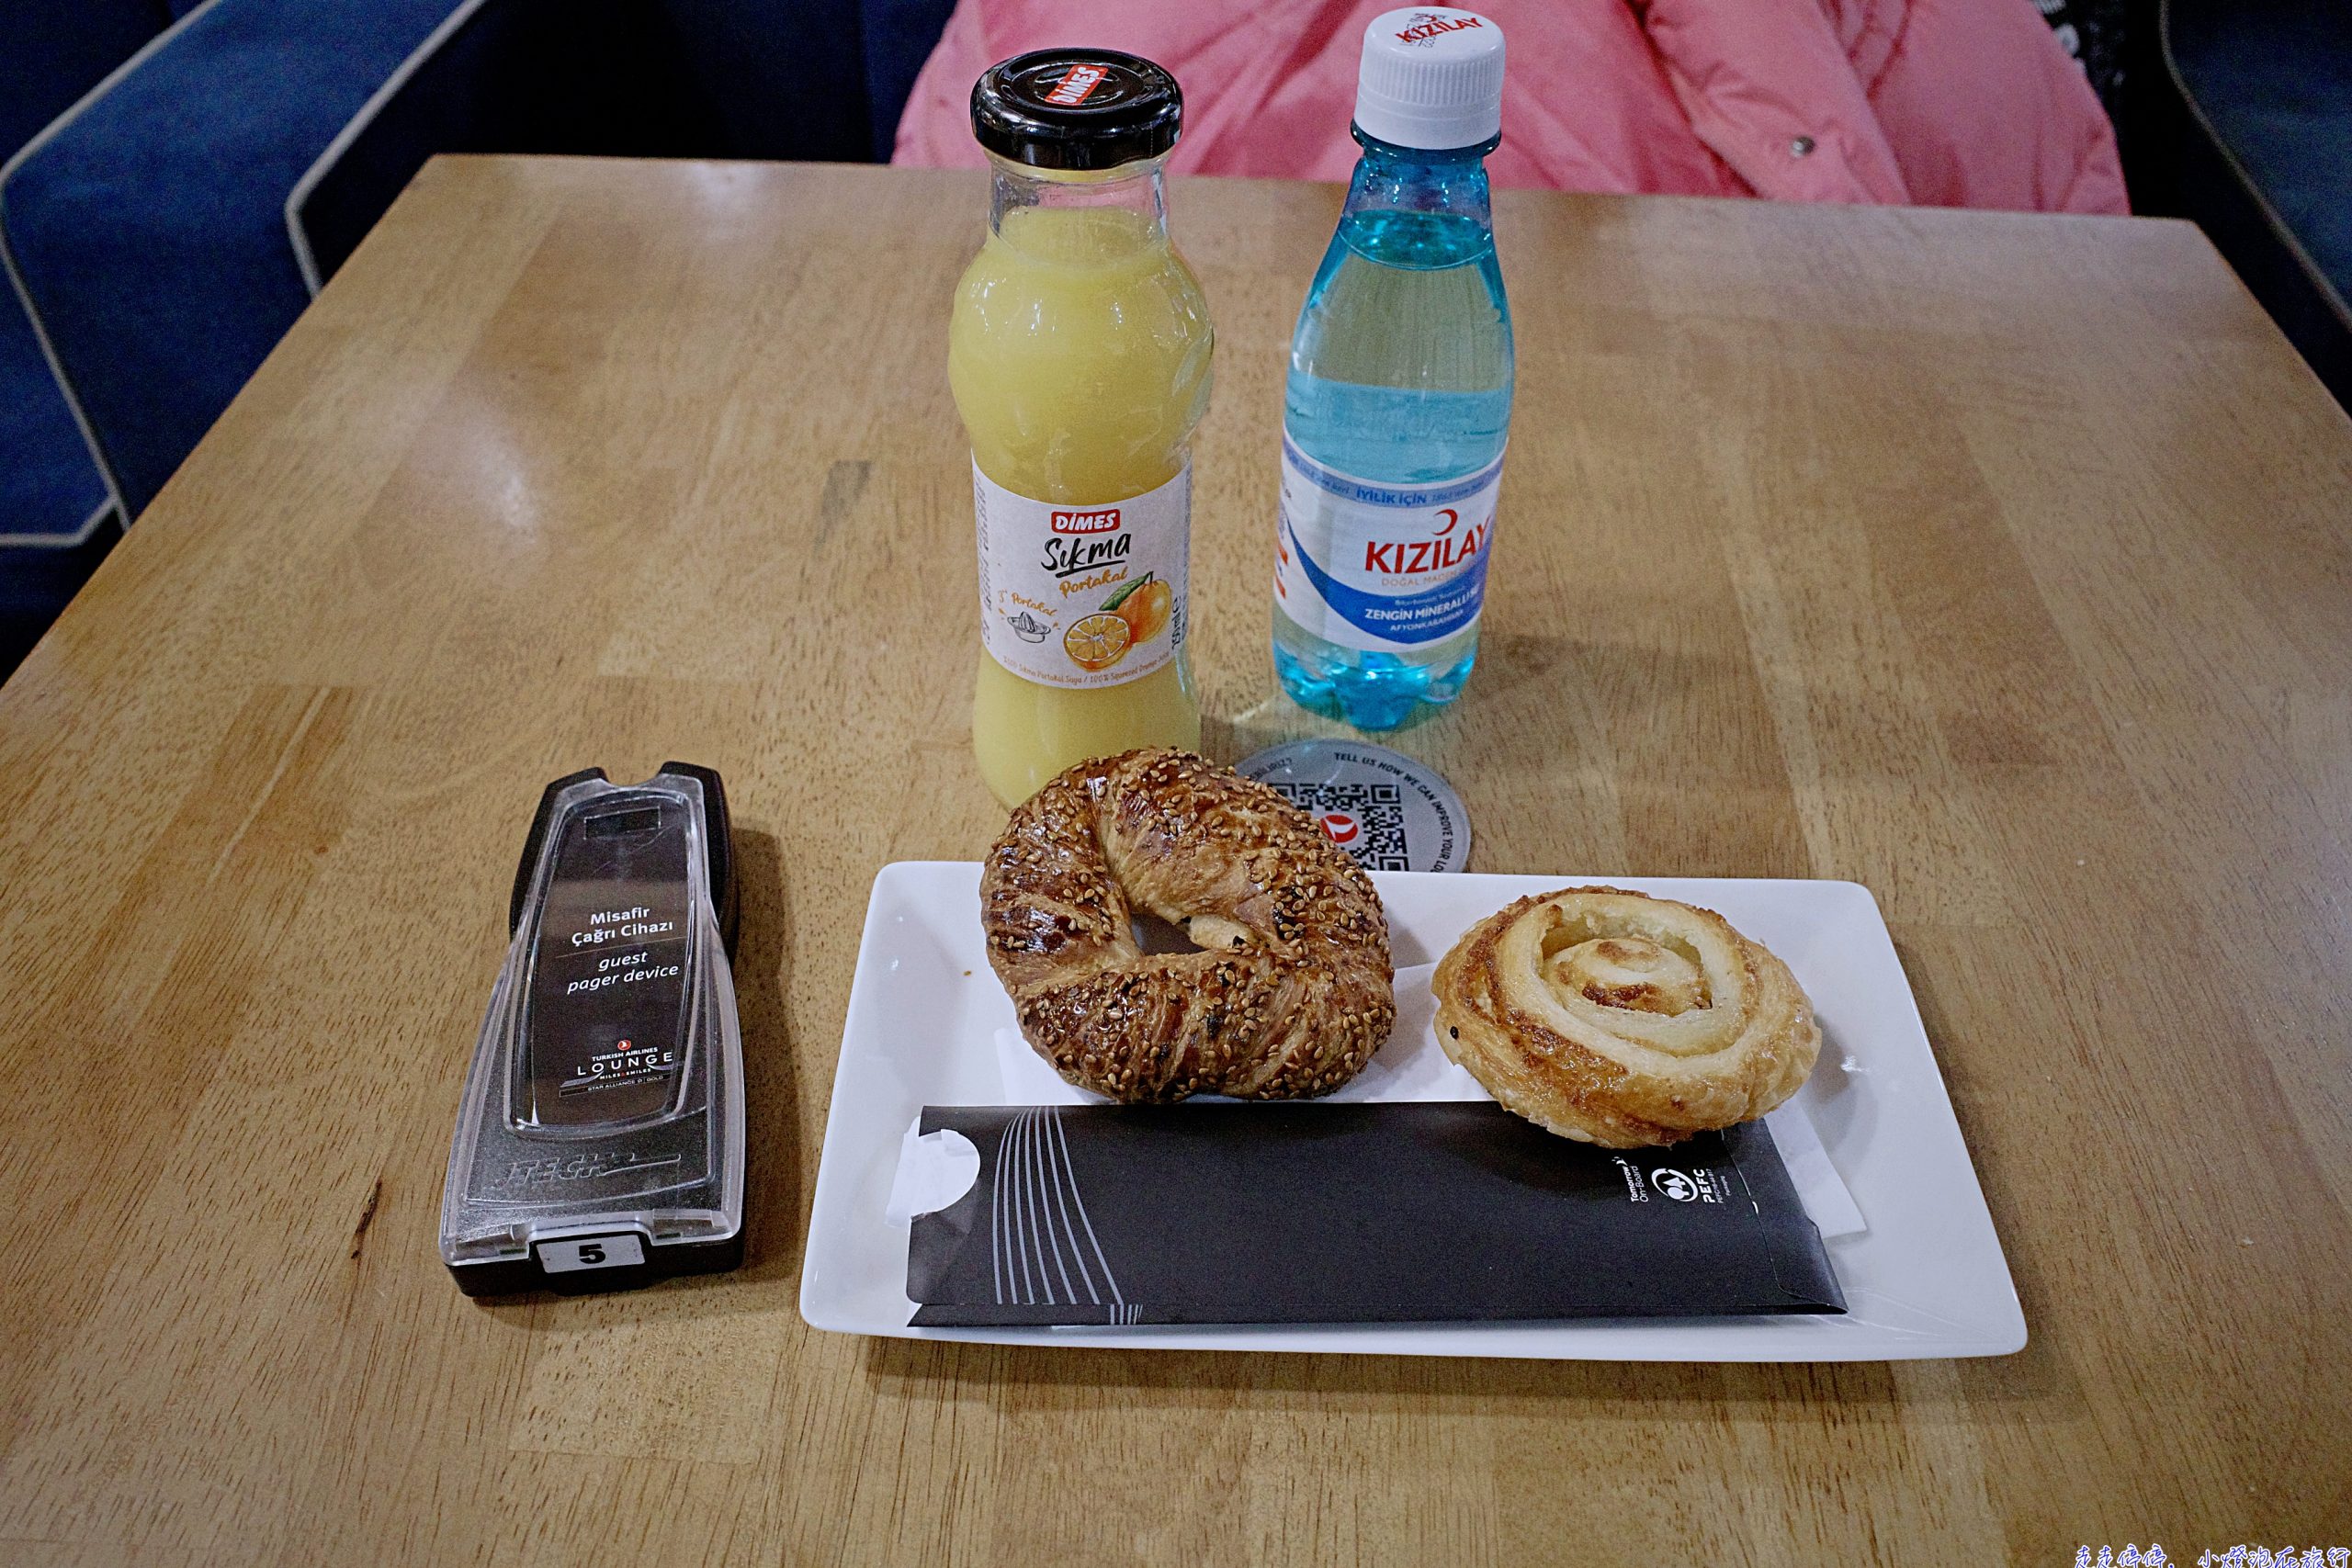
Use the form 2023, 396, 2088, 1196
2, 156, 2347, 1565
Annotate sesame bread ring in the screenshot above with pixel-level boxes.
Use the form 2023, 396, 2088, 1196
1433, 886, 1819, 1148
981, 749, 1396, 1101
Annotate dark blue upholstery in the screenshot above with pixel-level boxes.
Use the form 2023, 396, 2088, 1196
658, 0, 878, 164
290, 0, 723, 288
0, 0, 168, 157
1, 0, 958, 525
0, 281, 107, 546
1, 525, 120, 679
862, 0, 963, 160
0, 0, 159, 545
2164, 0, 2352, 404
2170, 2, 2352, 306
3, 0, 480, 518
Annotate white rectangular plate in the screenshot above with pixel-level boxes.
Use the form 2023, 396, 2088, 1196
799, 863, 2024, 1360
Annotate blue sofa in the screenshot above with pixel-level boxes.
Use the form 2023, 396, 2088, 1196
0, 0, 179, 549
2, 0, 955, 538
2158, 0, 2352, 407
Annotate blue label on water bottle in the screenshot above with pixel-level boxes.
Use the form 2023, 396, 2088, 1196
1273, 433, 1503, 651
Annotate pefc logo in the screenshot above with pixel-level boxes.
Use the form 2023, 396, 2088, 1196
1051, 507, 1121, 535
1650, 1168, 1700, 1202
1044, 63, 1109, 106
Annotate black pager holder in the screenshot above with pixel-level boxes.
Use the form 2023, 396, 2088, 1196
439, 764, 745, 1296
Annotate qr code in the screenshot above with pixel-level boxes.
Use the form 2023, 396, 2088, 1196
1267, 781, 1411, 871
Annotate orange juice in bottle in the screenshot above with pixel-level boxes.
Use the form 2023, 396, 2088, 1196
952, 49, 1213, 805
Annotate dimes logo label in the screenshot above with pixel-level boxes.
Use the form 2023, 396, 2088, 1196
974, 459, 1189, 691
1043, 62, 1109, 106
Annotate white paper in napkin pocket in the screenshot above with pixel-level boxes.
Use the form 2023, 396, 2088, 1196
884, 1126, 980, 1224
972, 962, 1864, 1238
1759, 1098, 1864, 1236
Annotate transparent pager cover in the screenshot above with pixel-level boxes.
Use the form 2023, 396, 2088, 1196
439, 768, 743, 1289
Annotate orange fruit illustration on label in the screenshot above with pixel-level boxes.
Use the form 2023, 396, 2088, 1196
1110, 577, 1172, 645
1063, 612, 1132, 672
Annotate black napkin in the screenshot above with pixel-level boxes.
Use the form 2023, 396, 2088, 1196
906, 1100, 1844, 1327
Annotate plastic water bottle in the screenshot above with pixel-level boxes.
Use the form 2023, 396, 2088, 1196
1272, 7, 1511, 731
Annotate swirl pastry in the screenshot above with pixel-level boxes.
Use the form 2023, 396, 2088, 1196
982, 749, 1396, 1101
1433, 886, 1819, 1147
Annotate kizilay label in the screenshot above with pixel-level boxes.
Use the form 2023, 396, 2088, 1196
1273, 432, 1501, 651
974, 459, 1189, 689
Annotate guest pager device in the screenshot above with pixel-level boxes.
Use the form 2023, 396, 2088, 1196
440, 764, 744, 1295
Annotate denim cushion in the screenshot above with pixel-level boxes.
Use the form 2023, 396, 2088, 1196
3, 0, 959, 521
2170, 0, 2352, 315
0, 288, 108, 543
1, 525, 119, 682
859, 0, 959, 159
0, 0, 160, 540
0, 0, 168, 158
292, 0, 725, 288
1, 0, 474, 516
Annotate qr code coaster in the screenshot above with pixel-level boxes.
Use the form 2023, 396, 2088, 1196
1267, 781, 1412, 872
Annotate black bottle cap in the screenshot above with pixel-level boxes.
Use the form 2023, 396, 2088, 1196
971, 49, 1182, 171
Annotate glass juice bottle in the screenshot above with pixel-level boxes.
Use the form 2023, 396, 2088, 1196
951, 50, 1214, 806
1272, 8, 1513, 731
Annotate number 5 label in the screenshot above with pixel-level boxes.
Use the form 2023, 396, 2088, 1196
538, 1234, 646, 1274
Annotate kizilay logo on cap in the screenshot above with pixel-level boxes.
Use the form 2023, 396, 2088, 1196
1396, 11, 1486, 43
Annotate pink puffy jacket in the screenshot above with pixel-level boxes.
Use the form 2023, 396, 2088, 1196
894, 0, 2127, 214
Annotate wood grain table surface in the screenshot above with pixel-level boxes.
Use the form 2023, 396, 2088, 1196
1, 155, 2347, 1565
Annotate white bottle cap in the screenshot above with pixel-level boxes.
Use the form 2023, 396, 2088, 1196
1353, 8, 1506, 151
